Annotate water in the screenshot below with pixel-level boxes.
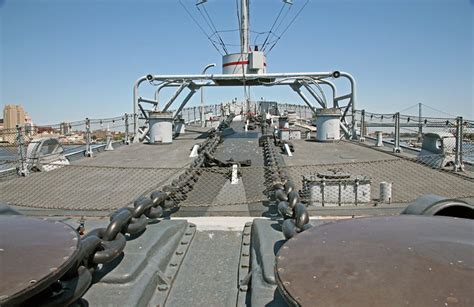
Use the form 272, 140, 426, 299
464, 143, 474, 162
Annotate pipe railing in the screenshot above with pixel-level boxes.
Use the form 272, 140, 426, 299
133, 71, 355, 139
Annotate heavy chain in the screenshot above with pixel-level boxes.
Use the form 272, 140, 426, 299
258, 116, 311, 240
28, 114, 235, 306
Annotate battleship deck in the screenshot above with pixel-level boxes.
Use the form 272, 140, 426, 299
1, 122, 473, 307
0, 122, 472, 216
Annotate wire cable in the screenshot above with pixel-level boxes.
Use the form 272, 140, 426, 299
178, 0, 224, 55
267, 0, 309, 55
196, 5, 227, 54
201, 4, 229, 54
261, 3, 285, 51
273, 3, 292, 35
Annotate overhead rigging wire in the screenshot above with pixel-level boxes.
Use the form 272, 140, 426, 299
198, 4, 229, 54
253, 31, 275, 48
273, 3, 292, 36
178, 0, 224, 55
266, 0, 309, 55
260, 3, 286, 51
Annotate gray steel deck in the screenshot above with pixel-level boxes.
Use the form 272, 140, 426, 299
283, 140, 473, 204
0, 128, 209, 212
1, 122, 473, 307
0, 124, 472, 216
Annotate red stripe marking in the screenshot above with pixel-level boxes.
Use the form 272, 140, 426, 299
223, 61, 267, 67
223, 61, 249, 67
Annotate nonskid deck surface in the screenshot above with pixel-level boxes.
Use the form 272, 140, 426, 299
1, 122, 473, 215
0, 128, 209, 212
284, 140, 474, 203
73, 127, 210, 168
1, 120, 473, 307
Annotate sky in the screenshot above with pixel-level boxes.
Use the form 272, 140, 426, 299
0, 0, 473, 125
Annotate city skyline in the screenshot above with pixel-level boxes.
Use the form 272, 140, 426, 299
1, 0, 473, 124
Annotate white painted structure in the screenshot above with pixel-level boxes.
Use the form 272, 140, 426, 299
315, 108, 342, 142
149, 111, 173, 144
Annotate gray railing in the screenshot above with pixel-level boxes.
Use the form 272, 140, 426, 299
0, 113, 135, 176
354, 110, 474, 170
1, 105, 472, 177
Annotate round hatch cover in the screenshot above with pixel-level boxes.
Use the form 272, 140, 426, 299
275, 215, 474, 307
0, 215, 80, 305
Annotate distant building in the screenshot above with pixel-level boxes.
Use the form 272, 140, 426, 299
60, 122, 71, 135
0, 118, 4, 130
3, 104, 26, 129
36, 126, 55, 134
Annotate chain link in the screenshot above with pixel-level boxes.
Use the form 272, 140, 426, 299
25, 114, 235, 306
257, 116, 311, 240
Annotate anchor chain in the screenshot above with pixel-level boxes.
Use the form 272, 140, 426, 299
259, 116, 311, 240
25, 114, 235, 306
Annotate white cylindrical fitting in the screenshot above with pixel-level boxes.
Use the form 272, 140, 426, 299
315, 108, 341, 142
379, 181, 392, 203
149, 111, 173, 144
222, 52, 267, 75
375, 131, 384, 147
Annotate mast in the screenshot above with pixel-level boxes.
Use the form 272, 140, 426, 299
240, 0, 249, 54
222, 0, 265, 74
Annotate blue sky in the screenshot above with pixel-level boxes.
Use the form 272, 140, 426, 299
1, 0, 472, 124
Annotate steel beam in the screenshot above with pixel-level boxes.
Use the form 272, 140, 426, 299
301, 81, 326, 108
162, 82, 190, 112
335, 93, 352, 102
289, 83, 318, 114
132, 76, 147, 142
317, 80, 337, 107
138, 97, 159, 105
145, 72, 335, 81
340, 73, 357, 139
173, 88, 198, 120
